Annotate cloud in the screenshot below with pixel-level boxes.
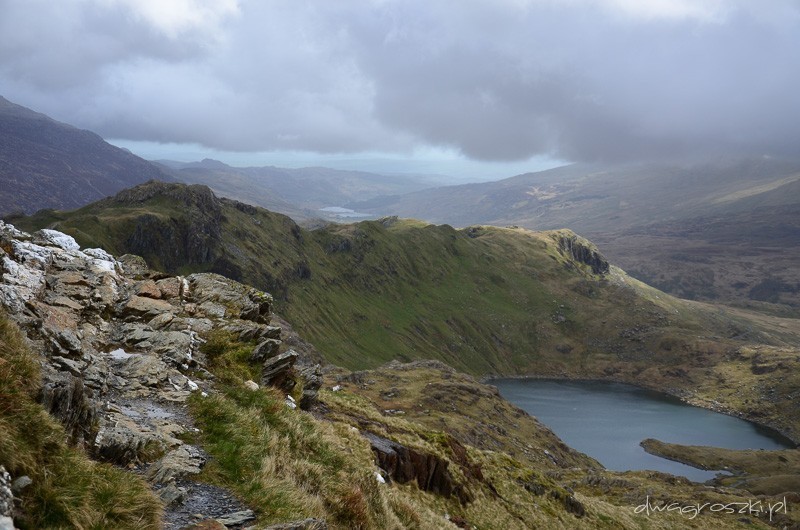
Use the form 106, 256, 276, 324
1, 0, 800, 163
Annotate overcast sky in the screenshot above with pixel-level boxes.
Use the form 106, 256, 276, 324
2, 0, 799, 180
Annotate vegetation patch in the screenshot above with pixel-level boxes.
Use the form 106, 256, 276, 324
0, 312, 162, 529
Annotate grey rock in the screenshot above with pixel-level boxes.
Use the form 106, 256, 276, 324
9, 477, 31, 496
251, 339, 281, 363
216, 509, 256, 526
0, 516, 14, 530
51, 355, 86, 377
31, 229, 80, 251
117, 254, 150, 278
298, 364, 322, 410
39, 371, 98, 446
157, 483, 188, 506
260, 350, 298, 391
147, 445, 206, 485
94, 415, 163, 465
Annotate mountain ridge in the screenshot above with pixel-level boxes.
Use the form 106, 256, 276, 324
0, 96, 175, 217
12, 180, 800, 444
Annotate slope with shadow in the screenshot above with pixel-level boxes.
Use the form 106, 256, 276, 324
0, 96, 173, 216
11, 181, 800, 441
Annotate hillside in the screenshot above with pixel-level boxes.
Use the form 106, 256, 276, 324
6, 221, 796, 528
0, 96, 173, 216
351, 158, 800, 310
12, 181, 800, 443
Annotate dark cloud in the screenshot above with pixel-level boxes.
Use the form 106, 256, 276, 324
1, 0, 799, 163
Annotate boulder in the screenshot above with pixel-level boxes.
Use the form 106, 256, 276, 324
260, 350, 298, 391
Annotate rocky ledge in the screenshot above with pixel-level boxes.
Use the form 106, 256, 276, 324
0, 221, 320, 528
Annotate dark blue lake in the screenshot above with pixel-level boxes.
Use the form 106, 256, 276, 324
493, 379, 794, 482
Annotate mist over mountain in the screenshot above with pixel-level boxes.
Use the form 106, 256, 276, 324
158, 158, 437, 221
0, 96, 173, 216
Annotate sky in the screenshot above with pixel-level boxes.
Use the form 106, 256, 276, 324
2, 0, 800, 181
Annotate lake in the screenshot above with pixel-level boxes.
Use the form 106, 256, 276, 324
493, 379, 794, 482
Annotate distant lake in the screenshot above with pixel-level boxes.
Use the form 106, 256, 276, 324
493, 379, 794, 482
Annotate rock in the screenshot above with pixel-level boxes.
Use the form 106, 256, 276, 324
117, 254, 150, 278
251, 338, 281, 362
555, 231, 609, 275
136, 280, 162, 299
31, 229, 80, 251
155, 277, 182, 299
260, 350, 298, 391
187, 273, 273, 323
0, 466, 13, 519
121, 295, 175, 318
52, 355, 86, 377
94, 415, 163, 465
215, 510, 256, 526
243, 380, 259, 391
298, 363, 322, 410
264, 518, 328, 530
157, 482, 188, 506
363, 432, 465, 501
39, 372, 98, 446
10, 477, 31, 496
147, 445, 206, 485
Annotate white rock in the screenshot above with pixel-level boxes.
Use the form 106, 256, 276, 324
375, 472, 386, 484
243, 380, 259, 391
187, 379, 199, 391
332, 385, 342, 392
38, 229, 80, 251
83, 247, 114, 261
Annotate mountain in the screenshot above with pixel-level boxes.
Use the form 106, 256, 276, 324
0, 96, 173, 216
4, 222, 796, 528
350, 158, 800, 310
12, 181, 800, 443
159, 158, 435, 221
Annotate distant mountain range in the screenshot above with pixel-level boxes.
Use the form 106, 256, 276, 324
349, 159, 800, 310
0, 96, 173, 215
157, 158, 436, 221
2, 95, 798, 310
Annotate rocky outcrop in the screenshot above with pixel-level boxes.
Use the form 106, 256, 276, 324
0, 220, 295, 522
363, 432, 471, 504
554, 230, 609, 275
